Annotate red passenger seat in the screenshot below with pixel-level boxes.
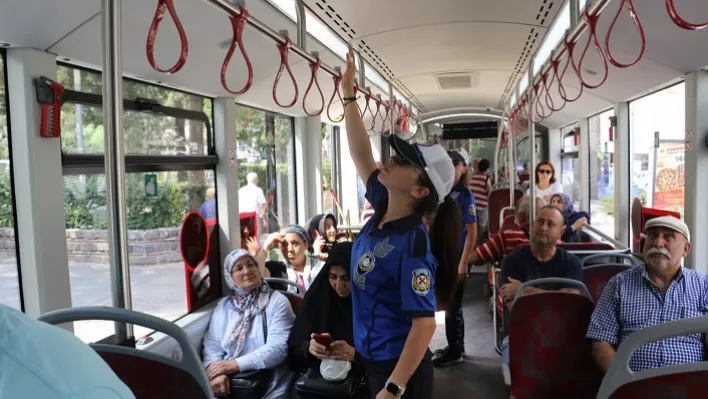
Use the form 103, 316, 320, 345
583, 264, 632, 302
509, 279, 601, 399
284, 292, 303, 314
500, 214, 518, 232
488, 188, 523, 236
598, 316, 708, 399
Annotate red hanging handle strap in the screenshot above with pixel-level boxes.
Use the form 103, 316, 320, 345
221, 7, 253, 95
577, 10, 609, 89
369, 97, 381, 130
605, 0, 646, 68
146, 0, 189, 74
557, 37, 585, 102
362, 92, 373, 120
533, 81, 549, 122
273, 36, 299, 108
303, 55, 325, 116
666, 0, 708, 30
326, 71, 344, 123
373, 103, 390, 134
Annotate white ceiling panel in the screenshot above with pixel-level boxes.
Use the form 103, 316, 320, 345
0, 0, 100, 49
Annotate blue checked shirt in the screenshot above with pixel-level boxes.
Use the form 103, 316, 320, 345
586, 265, 708, 371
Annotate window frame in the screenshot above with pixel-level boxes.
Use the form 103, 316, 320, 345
1, 48, 25, 311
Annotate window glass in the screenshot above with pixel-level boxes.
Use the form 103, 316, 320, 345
0, 51, 21, 310
58, 66, 212, 155
64, 171, 214, 341
60, 65, 218, 342
466, 138, 497, 171
589, 109, 615, 238
560, 124, 580, 208
234, 104, 296, 240
321, 123, 334, 213
629, 83, 685, 217
533, 1, 570, 75
515, 135, 544, 172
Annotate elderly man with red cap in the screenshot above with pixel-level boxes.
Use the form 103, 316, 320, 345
586, 216, 708, 374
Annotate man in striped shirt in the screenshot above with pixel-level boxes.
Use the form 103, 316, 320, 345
469, 159, 492, 237
468, 196, 546, 266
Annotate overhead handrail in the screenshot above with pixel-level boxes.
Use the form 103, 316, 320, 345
513, 278, 592, 303
38, 306, 212, 398
597, 316, 708, 399
557, 37, 585, 102
303, 52, 325, 116
272, 32, 299, 108
577, 10, 609, 89
369, 96, 381, 130
666, 0, 708, 30
147, 0, 189, 74
326, 68, 344, 123
605, 0, 646, 68
220, 6, 253, 95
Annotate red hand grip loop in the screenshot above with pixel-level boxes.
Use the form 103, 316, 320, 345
577, 11, 609, 89
273, 38, 299, 108
221, 8, 253, 95
605, 0, 646, 68
146, 0, 189, 74
666, 0, 708, 30
373, 104, 390, 134
533, 82, 550, 122
542, 70, 564, 113
326, 73, 344, 123
558, 38, 585, 102
303, 57, 325, 116
361, 93, 374, 120
369, 99, 381, 130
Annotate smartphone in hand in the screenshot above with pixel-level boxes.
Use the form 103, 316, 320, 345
313, 333, 333, 348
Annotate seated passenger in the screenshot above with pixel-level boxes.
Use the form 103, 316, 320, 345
498, 205, 584, 384
287, 242, 367, 398
203, 249, 295, 398
550, 193, 590, 242
0, 304, 135, 398
467, 196, 546, 266
306, 213, 338, 261
261, 225, 325, 293
586, 216, 708, 373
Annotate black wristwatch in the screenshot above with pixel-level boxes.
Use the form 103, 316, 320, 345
385, 379, 406, 397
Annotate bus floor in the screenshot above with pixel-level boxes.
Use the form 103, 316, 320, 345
429, 272, 507, 398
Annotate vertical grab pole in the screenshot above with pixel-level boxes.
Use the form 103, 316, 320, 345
493, 115, 503, 184
102, 0, 133, 341
570, 0, 580, 26
528, 65, 537, 226
388, 83, 395, 137
295, 0, 306, 48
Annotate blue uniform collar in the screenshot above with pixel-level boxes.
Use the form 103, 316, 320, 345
452, 179, 466, 192
371, 198, 423, 234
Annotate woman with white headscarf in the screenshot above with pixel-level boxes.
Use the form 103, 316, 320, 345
202, 249, 296, 398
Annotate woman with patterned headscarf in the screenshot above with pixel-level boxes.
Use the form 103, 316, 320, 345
550, 193, 590, 242
202, 249, 295, 398
257, 225, 325, 294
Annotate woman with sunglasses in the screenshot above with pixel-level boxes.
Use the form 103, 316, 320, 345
341, 43, 462, 399
527, 161, 563, 202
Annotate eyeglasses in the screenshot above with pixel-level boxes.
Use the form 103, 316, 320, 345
538, 169, 553, 174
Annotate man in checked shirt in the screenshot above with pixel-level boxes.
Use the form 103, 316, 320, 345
586, 216, 708, 373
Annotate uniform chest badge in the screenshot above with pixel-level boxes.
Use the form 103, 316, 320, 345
412, 268, 431, 296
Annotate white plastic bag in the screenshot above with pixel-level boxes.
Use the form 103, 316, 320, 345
319, 359, 352, 382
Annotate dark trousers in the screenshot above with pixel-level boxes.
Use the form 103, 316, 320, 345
444, 282, 465, 356
364, 352, 433, 399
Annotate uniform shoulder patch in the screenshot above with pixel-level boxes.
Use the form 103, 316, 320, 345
468, 203, 476, 216
412, 268, 431, 296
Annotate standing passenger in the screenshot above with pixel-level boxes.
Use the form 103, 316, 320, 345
432, 149, 477, 367
469, 159, 492, 238
341, 43, 462, 399
239, 172, 268, 235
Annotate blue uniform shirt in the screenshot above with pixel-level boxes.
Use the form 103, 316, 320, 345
450, 179, 477, 250
351, 170, 438, 361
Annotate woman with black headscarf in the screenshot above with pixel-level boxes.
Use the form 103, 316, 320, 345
287, 242, 366, 398
306, 213, 339, 261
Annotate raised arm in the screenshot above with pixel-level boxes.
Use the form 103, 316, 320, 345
342, 43, 378, 182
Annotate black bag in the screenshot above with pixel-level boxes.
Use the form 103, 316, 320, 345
294, 366, 367, 398
226, 298, 273, 399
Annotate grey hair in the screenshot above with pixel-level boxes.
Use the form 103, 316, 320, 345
515, 195, 547, 224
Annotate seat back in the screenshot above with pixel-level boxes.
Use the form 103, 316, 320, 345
265, 277, 305, 297
501, 214, 518, 232
598, 316, 708, 399
38, 306, 211, 399
488, 188, 523, 236
582, 253, 639, 267
583, 264, 632, 302
509, 279, 600, 399
557, 244, 629, 263
284, 292, 304, 314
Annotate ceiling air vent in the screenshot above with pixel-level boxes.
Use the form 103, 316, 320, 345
435, 72, 479, 90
